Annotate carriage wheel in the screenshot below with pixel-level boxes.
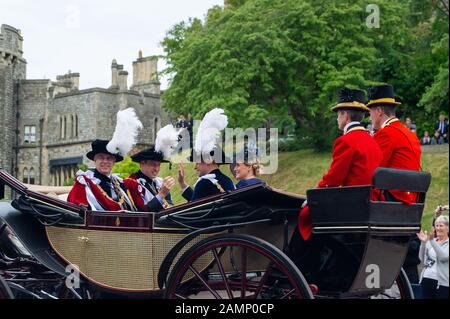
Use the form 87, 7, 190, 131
0, 276, 14, 299
371, 268, 414, 299
165, 234, 313, 299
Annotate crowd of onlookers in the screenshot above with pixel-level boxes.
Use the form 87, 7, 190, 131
405, 114, 449, 145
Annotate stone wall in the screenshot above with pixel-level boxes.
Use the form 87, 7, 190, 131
0, 65, 14, 175
17, 80, 49, 184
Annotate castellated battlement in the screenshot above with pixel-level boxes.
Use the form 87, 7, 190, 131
0, 24, 25, 64
47, 71, 80, 97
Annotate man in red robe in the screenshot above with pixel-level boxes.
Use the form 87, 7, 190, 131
127, 147, 175, 212
68, 139, 146, 211
298, 88, 383, 240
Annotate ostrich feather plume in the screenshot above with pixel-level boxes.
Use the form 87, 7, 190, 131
155, 124, 179, 158
107, 108, 143, 156
194, 108, 228, 154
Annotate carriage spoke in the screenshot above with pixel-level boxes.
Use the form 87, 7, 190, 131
241, 247, 247, 298
212, 248, 233, 299
188, 265, 222, 299
252, 262, 273, 299
280, 289, 295, 299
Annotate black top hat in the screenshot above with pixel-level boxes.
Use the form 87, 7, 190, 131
131, 147, 169, 163
330, 88, 369, 112
86, 139, 124, 162
366, 84, 401, 108
189, 147, 231, 165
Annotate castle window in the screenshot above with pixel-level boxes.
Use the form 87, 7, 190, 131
75, 114, 78, 137
63, 116, 67, 139
23, 168, 28, 183
24, 125, 36, 143
60, 116, 67, 140
59, 116, 63, 139
23, 167, 36, 184
29, 168, 35, 185
71, 114, 75, 138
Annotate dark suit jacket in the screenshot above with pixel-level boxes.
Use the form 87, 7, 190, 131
435, 121, 448, 136
182, 169, 235, 202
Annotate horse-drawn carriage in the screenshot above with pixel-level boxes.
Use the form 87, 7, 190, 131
0, 167, 431, 299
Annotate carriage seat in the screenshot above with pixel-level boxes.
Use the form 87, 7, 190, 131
300, 167, 431, 296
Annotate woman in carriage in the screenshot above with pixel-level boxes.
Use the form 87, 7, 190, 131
232, 144, 265, 189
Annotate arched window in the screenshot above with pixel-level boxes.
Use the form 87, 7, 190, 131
75, 114, 78, 138
63, 116, 67, 139
29, 168, 35, 185
70, 114, 74, 138
59, 116, 63, 139
23, 168, 29, 183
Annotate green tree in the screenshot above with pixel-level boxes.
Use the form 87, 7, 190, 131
112, 156, 140, 179
161, 0, 443, 149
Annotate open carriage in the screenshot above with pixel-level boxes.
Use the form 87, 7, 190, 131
0, 167, 431, 299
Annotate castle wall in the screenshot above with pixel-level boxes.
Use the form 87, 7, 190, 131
0, 24, 26, 183
16, 80, 49, 184
0, 65, 15, 176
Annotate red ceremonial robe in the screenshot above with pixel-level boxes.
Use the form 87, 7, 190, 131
67, 171, 147, 211
298, 126, 382, 240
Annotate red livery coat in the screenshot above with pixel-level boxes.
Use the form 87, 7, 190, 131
373, 119, 421, 204
298, 127, 382, 240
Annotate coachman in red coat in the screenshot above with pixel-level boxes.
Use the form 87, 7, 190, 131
298, 88, 382, 240
367, 84, 422, 204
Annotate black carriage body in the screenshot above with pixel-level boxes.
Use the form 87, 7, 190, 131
0, 167, 431, 299
305, 168, 431, 297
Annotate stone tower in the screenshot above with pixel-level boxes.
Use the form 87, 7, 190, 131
0, 24, 26, 177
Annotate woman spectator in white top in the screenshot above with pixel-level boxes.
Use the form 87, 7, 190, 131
417, 215, 449, 299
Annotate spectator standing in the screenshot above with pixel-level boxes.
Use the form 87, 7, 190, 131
176, 115, 187, 129
417, 215, 449, 299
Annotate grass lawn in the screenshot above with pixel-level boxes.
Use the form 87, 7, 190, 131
159, 149, 448, 230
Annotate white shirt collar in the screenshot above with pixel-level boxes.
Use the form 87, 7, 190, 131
344, 121, 360, 134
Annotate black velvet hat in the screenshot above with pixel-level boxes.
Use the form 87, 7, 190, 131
330, 88, 370, 112
86, 139, 124, 162
366, 84, 401, 108
131, 147, 169, 163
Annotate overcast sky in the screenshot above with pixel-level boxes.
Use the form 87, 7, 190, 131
0, 0, 224, 89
